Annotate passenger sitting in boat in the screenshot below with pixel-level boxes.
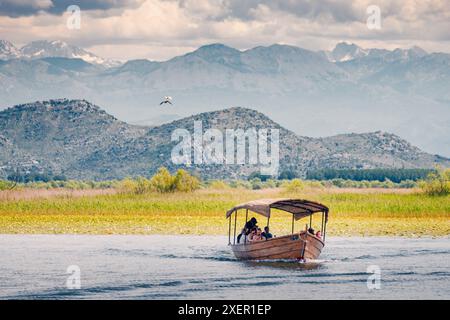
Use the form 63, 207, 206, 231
254, 228, 263, 241
237, 228, 245, 243
308, 227, 315, 235
237, 218, 259, 243
245, 217, 258, 235
247, 228, 257, 241
261, 226, 273, 240
250, 228, 263, 242
316, 231, 322, 239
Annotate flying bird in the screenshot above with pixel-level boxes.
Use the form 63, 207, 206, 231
160, 96, 173, 105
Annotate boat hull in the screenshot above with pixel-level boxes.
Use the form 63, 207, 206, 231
231, 232, 324, 260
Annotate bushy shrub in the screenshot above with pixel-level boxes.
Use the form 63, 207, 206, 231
305, 180, 324, 189
264, 179, 277, 189
64, 180, 90, 190
399, 180, 417, 188
150, 167, 176, 193
419, 168, 450, 196
330, 178, 345, 188
118, 178, 139, 194
0, 180, 15, 190
134, 177, 152, 194
282, 178, 305, 193
250, 178, 263, 190
118, 168, 199, 194
228, 180, 252, 189
209, 180, 230, 190
325, 178, 416, 189
174, 169, 200, 192
381, 178, 395, 188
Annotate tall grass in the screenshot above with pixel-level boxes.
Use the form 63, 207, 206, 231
0, 188, 448, 236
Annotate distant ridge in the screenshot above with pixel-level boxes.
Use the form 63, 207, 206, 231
1, 40, 448, 157
0, 39, 120, 67
0, 99, 448, 180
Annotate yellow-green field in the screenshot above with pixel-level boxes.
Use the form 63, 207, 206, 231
0, 188, 448, 236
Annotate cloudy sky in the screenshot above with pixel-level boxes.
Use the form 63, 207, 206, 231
0, 0, 449, 60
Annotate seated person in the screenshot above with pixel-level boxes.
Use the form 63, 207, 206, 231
250, 228, 263, 242
255, 228, 264, 241
308, 227, 315, 235
237, 228, 245, 243
244, 217, 258, 235
261, 226, 273, 240
247, 227, 257, 242
315, 230, 322, 239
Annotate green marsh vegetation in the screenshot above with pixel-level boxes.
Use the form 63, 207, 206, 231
0, 167, 448, 236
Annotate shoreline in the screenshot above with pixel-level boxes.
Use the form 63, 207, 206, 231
0, 233, 448, 238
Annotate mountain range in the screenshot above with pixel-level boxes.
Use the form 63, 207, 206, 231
0, 99, 447, 180
0, 39, 120, 66
0, 40, 449, 157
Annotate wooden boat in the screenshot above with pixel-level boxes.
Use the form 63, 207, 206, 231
226, 198, 329, 261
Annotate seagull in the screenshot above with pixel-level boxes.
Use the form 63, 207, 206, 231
160, 96, 173, 105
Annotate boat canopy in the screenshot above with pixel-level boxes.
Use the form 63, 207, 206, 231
226, 198, 329, 221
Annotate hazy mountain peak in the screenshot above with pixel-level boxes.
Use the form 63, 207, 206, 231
331, 42, 368, 62
19, 40, 120, 67
246, 43, 311, 55
111, 59, 159, 75
179, 43, 244, 69
189, 43, 241, 58
21, 40, 71, 57
267, 43, 302, 50
322, 43, 429, 63
0, 39, 20, 60
334, 42, 359, 50
410, 45, 427, 56
398, 45, 428, 60
197, 43, 237, 51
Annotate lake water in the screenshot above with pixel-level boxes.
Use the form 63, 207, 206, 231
0, 235, 448, 299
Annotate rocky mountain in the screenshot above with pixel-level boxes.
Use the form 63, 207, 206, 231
0, 99, 447, 180
0, 40, 120, 67
320, 42, 428, 63
0, 40, 449, 157
0, 40, 21, 60
0, 100, 145, 179
321, 42, 369, 62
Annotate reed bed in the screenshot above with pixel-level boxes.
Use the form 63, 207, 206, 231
0, 188, 448, 236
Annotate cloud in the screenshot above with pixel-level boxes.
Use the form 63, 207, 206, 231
216, 0, 361, 23
0, 0, 53, 17
0, 0, 144, 17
